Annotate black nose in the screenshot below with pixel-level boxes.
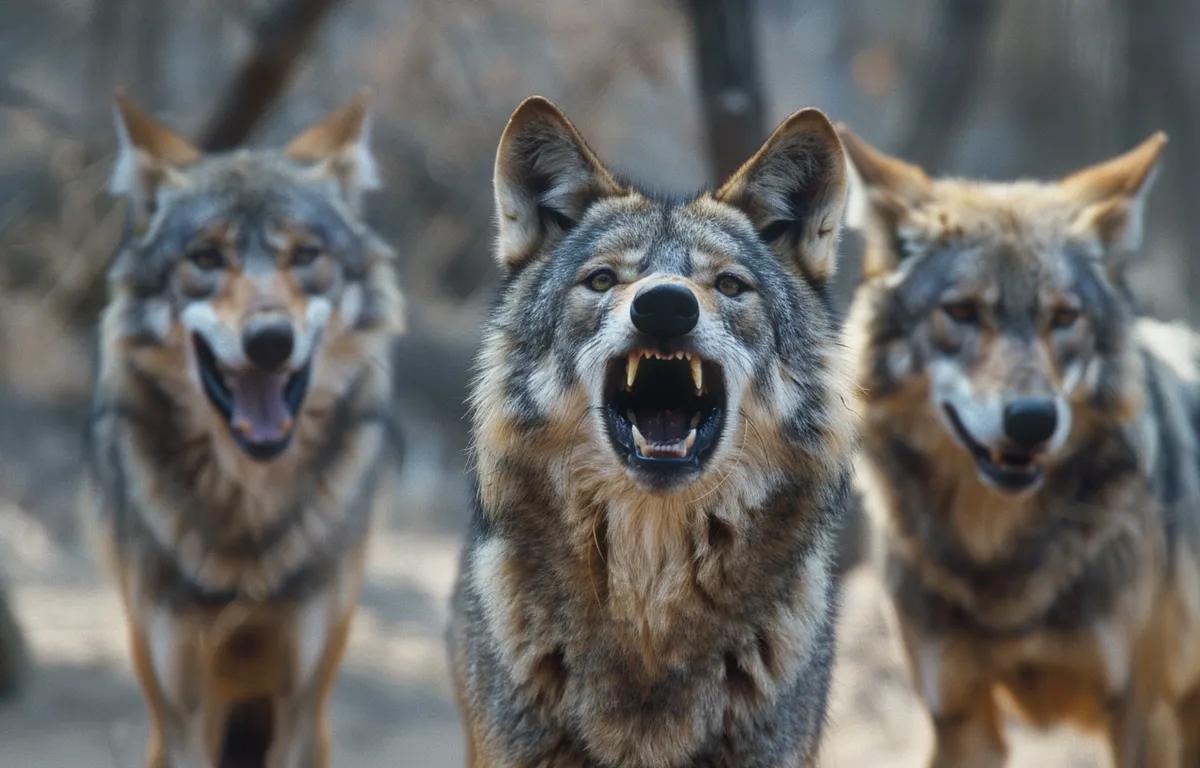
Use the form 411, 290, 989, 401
630, 283, 699, 339
243, 320, 294, 370
1003, 397, 1058, 450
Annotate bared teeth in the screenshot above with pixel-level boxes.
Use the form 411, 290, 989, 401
631, 423, 649, 453
626, 351, 641, 389
690, 357, 703, 393
684, 428, 696, 453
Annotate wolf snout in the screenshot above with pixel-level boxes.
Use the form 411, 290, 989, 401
1002, 396, 1058, 451
242, 317, 295, 371
630, 283, 699, 339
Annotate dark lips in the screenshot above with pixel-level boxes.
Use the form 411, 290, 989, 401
194, 334, 311, 461
943, 404, 1042, 493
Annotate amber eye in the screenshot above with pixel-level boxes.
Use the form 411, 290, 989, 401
1051, 306, 1080, 329
188, 244, 226, 271
716, 274, 747, 297
942, 300, 980, 325
291, 244, 322, 267
586, 267, 617, 292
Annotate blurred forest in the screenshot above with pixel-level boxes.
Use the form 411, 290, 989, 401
0, 0, 1194, 764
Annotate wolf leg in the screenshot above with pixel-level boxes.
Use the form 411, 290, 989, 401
1176, 687, 1200, 767
126, 623, 171, 768
306, 609, 355, 768
1104, 691, 1180, 768
928, 689, 1007, 768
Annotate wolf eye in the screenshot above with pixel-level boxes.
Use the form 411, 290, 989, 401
716, 274, 748, 297
291, 244, 322, 267
1051, 306, 1080, 329
585, 268, 617, 292
942, 300, 980, 325
188, 244, 226, 271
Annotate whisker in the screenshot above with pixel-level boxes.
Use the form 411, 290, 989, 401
686, 410, 751, 506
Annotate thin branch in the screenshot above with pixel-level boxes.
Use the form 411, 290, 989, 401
198, 0, 344, 152
0, 80, 76, 135
898, 0, 998, 172
684, 0, 768, 183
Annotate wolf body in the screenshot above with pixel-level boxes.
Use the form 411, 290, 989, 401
448, 96, 859, 768
84, 92, 403, 768
841, 126, 1200, 767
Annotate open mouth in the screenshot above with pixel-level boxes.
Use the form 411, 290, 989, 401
943, 404, 1041, 494
194, 335, 311, 461
603, 348, 726, 486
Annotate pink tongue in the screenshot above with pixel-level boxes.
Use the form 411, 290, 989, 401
230, 370, 292, 443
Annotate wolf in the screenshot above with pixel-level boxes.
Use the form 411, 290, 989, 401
840, 125, 1200, 767
83, 90, 403, 768
447, 96, 859, 768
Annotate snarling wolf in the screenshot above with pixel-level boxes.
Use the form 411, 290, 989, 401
447, 96, 858, 767
84, 90, 403, 767
841, 125, 1200, 767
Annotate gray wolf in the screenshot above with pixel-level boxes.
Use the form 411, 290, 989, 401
83, 90, 404, 767
841, 124, 1200, 767
448, 95, 859, 767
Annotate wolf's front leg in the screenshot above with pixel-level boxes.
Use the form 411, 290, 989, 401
897, 627, 1008, 768
1104, 691, 1180, 768
927, 692, 1007, 768
124, 621, 172, 768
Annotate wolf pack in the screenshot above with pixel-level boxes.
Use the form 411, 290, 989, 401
0, 82, 1196, 768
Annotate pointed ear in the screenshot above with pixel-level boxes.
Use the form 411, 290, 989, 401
714, 108, 849, 284
492, 96, 625, 270
836, 123, 933, 277
1062, 132, 1167, 251
109, 88, 200, 228
284, 89, 380, 214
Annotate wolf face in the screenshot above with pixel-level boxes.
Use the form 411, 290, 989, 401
103, 91, 401, 462
843, 126, 1166, 496
476, 97, 851, 495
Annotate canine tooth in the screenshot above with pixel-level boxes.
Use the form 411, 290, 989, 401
684, 428, 696, 453
627, 409, 638, 426
631, 423, 650, 452
690, 412, 700, 429
690, 358, 703, 393
627, 352, 641, 389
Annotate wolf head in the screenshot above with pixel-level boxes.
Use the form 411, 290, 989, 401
473, 96, 854, 502
842, 126, 1166, 496
102, 91, 402, 462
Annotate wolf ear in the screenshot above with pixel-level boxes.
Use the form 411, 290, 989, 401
109, 89, 200, 229
284, 89, 380, 214
835, 124, 933, 277
1061, 132, 1167, 252
714, 108, 849, 284
492, 96, 624, 271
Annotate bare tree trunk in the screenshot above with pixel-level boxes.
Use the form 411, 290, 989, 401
684, 0, 767, 183
899, 0, 998, 172
199, 0, 343, 152
1124, 0, 1200, 322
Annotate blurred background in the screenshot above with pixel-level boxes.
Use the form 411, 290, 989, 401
0, 0, 1192, 764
